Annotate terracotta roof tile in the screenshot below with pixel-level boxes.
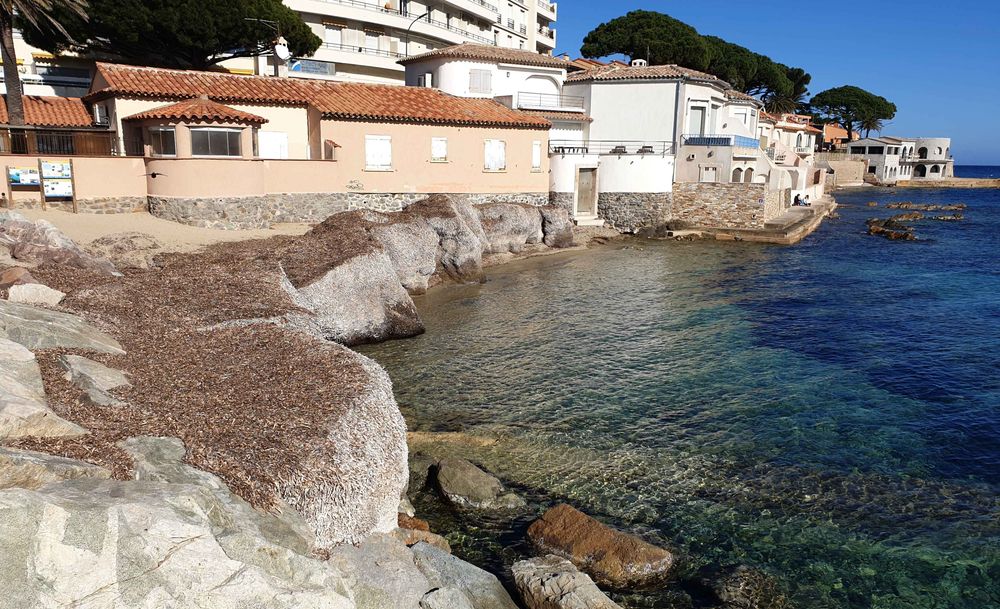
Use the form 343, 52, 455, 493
86, 63, 549, 129
724, 89, 760, 104
123, 97, 268, 125
520, 109, 592, 123
0, 95, 93, 127
566, 63, 722, 84
399, 43, 567, 69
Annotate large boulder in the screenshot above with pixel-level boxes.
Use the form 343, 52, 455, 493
0, 211, 117, 274
539, 206, 575, 249
59, 354, 131, 407
411, 541, 520, 609
0, 463, 355, 608
527, 504, 676, 589
513, 555, 623, 609
0, 446, 110, 490
413, 195, 487, 283
434, 457, 526, 510
477, 203, 544, 254
0, 337, 86, 440
370, 219, 441, 295
420, 587, 476, 609
0, 300, 125, 354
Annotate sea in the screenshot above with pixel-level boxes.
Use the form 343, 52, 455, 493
360, 170, 1000, 608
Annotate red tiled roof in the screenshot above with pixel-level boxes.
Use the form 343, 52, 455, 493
312, 84, 551, 129
724, 89, 760, 104
123, 97, 268, 125
399, 43, 567, 69
566, 63, 721, 83
86, 63, 549, 129
520, 109, 592, 123
0, 95, 93, 127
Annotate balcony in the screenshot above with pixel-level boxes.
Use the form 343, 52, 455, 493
681, 134, 760, 149
795, 146, 814, 155
321, 41, 405, 59
536, 0, 557, 18
550, 140, 674, 155
516, 91, 585, 112
537, 25, 554, 39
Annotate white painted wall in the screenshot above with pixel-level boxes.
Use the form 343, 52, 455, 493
599, 155, 674, 193
549, 153, 599, 193
569, 80, 680, 143
404, 57, 566, 99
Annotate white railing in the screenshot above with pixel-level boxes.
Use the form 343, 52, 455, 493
550, 140, 674, 155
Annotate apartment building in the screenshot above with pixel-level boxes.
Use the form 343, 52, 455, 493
0, 0, 558, 95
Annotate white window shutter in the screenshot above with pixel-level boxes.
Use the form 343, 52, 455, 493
484, 140, 506, 171
366, 135, 391, 169
531, 140, 542, 169
431, 137, 448, 161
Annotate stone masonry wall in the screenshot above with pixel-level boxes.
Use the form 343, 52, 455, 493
11, 197, 149, 214
548, 192, 574, 217
671, 182, 772, 230
598, 192, 672, 233
149, 192, 548, 230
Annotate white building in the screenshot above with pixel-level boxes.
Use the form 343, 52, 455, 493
1, 0, 559, 93
848, 136, 954, 182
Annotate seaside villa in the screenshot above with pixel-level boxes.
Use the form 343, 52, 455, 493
848, 137, 954, 184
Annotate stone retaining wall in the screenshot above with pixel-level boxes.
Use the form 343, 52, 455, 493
11, 197, 149, 214
671, 182, 773, 230
548, 192, 574, 217
598, 192, 672, 233
149, 192, 548, 230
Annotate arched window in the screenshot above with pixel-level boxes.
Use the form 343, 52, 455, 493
918, 147, 928, 159
946, 147, 950, 158
914, 165, 926, 177
796, 133, 803, 147
732, 168, 743, 183
744, 167, 754, 183
936, 147, 942, 156
930, 165, 941, 174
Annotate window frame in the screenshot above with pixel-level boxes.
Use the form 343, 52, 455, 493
147, 126, 177, 157
189, 126, 242, 158
484, 139, 507, 172
531, 140, 542, 171
430, 137, 448, 163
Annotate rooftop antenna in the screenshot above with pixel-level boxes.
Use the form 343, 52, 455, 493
244, 17, 287, 76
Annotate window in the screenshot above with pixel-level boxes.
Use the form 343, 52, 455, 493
531, 140, 542, 170
484, 139, 506, 171
850, 146, 865, 154
191, 127, 241, 156
431, 137, 448, 162
325, 25, 342, 46
148, 127, 176, 157
470, 69, 492, 94
365, 135, 392, 170
868, 165, 877, 174
867, 146, 884, 155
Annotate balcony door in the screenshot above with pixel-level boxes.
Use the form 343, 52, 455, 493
688, 106, 706, 136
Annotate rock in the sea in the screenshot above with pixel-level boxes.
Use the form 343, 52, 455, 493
701, 565, 790, 609
0, 211, 117, 275
434, 457, 526, 510
286, 248, 424, 347
409, 452, 437, 491
0, 300, 125, 354
0, 447, 110, 490
0, 337, 86, 440
418, 195, 488, 283
527, 504, 676, 589
420, 587, 476, 609
59, 354, 130, 407
85, 231, 163, 269
478, 203, 544, 253
394, 525, 452, 553
412, 541, 520, 609
513, 555, 623, 609
0, 267, 36, 290
0, 464, 354, 609
539, 205, 575, 248
6, 282, 65, 306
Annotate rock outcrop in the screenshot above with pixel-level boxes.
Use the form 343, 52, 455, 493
434, 457, 526, 510
0, 299, 125, 354
59, 354, 131, 407
411, 541, 520, 609
513, 555, 623, 609
0, 211, 117, 274
0, 337, 86, 440
0, 446, 110, 490
527, 504, 676, 589
478, 203, 545, 254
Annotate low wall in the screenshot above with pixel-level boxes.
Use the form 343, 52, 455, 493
2, 155, 148, 213
822, 160, 866, 188
671, 182, 773, 230
150, 191, 549, 230
598, 192, 672, 233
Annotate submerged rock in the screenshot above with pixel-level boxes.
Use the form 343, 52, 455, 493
434, 457, 526, 510
513, 555, 623, 609
527, 504, 676, 589
699, 565, 790, 609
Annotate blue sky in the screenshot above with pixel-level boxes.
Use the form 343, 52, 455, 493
555, 0, 1000, 165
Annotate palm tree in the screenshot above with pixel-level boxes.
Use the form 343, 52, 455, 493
0, 0, 87, 126
860, 116, 885, 137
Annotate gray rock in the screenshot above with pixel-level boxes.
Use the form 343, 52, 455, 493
0, 474, 354, 609
434, 457, 526, 510
0, 447, 110, 490
286, 249, 424, 347
328, 533, 431, 609
704, 565, 790, 609
0, 337, 86, 440
513, 555, 623, 609
372, 219, 441, 295
59, 354, 130, 407
0, 211, 118, 275
412, 541, 520, 609
409, 452, 437, 492
421, 587, 476, 609
418, 195, 487, 283
477, 203, 544, 254
399, 494, 416, 517
6, 283, 65, 306
539, 206, 575, 248
0, 300, 125, 354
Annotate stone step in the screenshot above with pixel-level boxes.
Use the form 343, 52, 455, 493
574, 215, 605, 227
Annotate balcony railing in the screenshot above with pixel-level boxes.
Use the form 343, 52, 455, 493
0, 127, 118, 156
316, 0, 496, 46
537, 0, 556, 15
682, 134, 760, 148
550, 140, 674, 155
516, 91, 584, 110
537, 26, 554, 39
322, 42, 405, 59
795, 146, 814, 154
464, 0, 499, 13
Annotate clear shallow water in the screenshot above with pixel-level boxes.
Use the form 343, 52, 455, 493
361, 187, 1000, 608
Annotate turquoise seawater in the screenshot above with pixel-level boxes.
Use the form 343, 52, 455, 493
361, 185, 1000, 608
